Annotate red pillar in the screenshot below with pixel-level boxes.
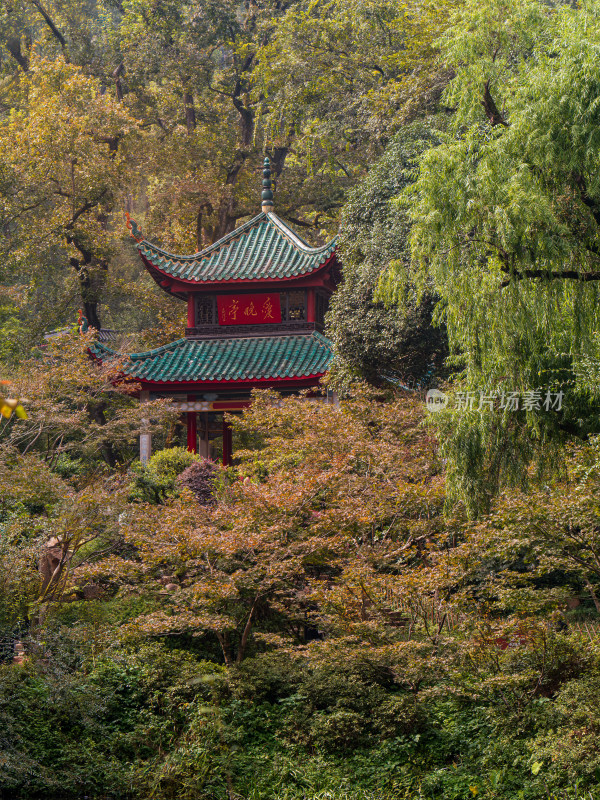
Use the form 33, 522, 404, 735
222, 416, 233, 466
187, 295, 195, 328
186, 411, 197, 453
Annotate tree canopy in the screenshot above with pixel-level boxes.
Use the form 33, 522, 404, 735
0, 0, 459, 341
373, 0, 600, 509
327, 121, 448, 387
4, 2, 600, 798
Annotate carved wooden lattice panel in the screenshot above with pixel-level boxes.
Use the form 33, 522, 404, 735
316, 292, 329, 325
196, 295, 215, 326
288, 290, 306, 321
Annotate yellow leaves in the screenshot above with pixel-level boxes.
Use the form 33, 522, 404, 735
0, 53, 138, 272
0, 332, 177, 463
0, 380, 27, 419
0, 396, 27, 419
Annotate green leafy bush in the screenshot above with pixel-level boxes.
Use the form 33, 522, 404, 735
0, 643, 228, 800
51, 454, 85, 481
129, 447, 200, 503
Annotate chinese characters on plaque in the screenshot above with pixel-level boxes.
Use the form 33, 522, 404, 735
217, 293, 282, 325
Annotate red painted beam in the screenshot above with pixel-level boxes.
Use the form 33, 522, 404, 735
136, 375, 327, 392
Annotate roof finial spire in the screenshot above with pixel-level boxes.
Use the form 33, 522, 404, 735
261, 156, 274, 214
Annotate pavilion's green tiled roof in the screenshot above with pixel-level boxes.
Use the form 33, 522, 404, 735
91, 332, 333, 383
136, 212, 337, 284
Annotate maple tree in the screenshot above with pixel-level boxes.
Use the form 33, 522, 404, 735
0, 377, 599, 798
0, 331, 175, 467
81, 390, 444, 664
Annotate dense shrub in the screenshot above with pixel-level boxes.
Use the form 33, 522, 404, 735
0, 644, 228, 800
129, 447, 200, 503
177, 458, 217, 505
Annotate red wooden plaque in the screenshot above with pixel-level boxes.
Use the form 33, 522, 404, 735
217, 293, 282, 325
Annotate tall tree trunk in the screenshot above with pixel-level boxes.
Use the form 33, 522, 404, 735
269, 146, 288, 178
184, 89, 196, 134
31, 0, 67, 50
213, 194, 238, 242
216, 631, 234, 666
196, 201, 214, 250
238, 105, 253, 147
6, 37, 29, 70
68, 251, 107, 331
236, 596, 259, 664
113, 62, 124, 102
82, 298, 101, 330
88, 401, 118, 467
210, 147, 250, 242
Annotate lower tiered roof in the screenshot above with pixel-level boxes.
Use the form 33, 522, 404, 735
90, 332, 333, 384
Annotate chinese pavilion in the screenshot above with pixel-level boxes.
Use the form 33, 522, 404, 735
91, 159, 340, 465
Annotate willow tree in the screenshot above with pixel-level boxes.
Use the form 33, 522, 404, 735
386, 0, 600, 512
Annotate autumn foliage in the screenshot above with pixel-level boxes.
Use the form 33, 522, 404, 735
1, 370, 600, 797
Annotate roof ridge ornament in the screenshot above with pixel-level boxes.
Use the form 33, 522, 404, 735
261, 157, 274, 213
125, 212, 144, 243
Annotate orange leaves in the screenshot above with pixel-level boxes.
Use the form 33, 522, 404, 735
87, 389, 452, 665
1, 331, 177, 464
